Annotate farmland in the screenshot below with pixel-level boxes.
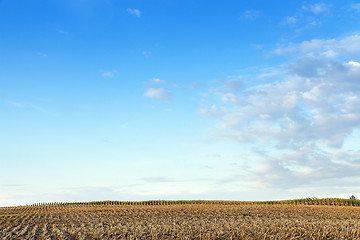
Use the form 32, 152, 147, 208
1, 200, 360, 239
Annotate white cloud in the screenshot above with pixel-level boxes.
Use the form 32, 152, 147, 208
282, 16, 298, 26
144, 88, 172, 101
142, 50, 151, 57
348, 61, 360, 67
58, 29, 68, 35
302, 3, 331, 14
251, 44, 264, 50
247, 148, 360, 188
273, 35, 360, 58
199, 104, 227, 118
243, 10, 260, 20
213, 59, 360, 149
200, 35, 360, 188
7, 101, 54, 115
216, 79, 243, 93
127, 8, 141, 17
148, 78, 166, 85
142, 176, 173, 183
101, 72, 114, 78
37, 52, 47, 57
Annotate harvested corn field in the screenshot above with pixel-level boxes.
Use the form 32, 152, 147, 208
1, 202, 360, 239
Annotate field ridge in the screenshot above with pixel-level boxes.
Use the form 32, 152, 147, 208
3, 197, 358, 208
1, 201, 360, 239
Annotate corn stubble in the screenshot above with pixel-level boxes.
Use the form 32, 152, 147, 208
1, 204, 360, 239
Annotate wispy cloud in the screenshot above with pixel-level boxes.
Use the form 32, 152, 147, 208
58, 29, 68, 35
144, 78, 177, 101
210, 59, 360, 148
242, 10, 261, 20
279, 3, 333, 33
7, 100, 54, 115
102, 72, 114, 78
302, 3, 331, 14
141, 176, 173, 183
144, 88, 172, 101
37, 52, 47, 57
248, 148, 360, 188
273, 35, 360, 58
8, 101, 26, 108
352, 3, 360, 12
147, 78, 166, 85
142, 50, 151, 57
251, 44, 264, 50
101, 70, 117, 78
199, 104, 227, 118
127, 8, 141, 17
282, 16, 298, 26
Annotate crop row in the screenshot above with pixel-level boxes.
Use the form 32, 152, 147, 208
13, 198, 360, 208
1, 204, 360, 239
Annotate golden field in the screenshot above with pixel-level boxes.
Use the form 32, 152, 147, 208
1, 201, 360, 239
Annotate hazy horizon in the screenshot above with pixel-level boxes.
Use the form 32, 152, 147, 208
1, 0, 360, 207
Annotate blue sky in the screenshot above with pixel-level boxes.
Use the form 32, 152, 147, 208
1, 0, 360, 206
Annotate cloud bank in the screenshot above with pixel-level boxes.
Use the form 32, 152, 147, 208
201, 35, 360, 189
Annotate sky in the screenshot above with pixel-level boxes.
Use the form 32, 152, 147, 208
1, 0, 360, 206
